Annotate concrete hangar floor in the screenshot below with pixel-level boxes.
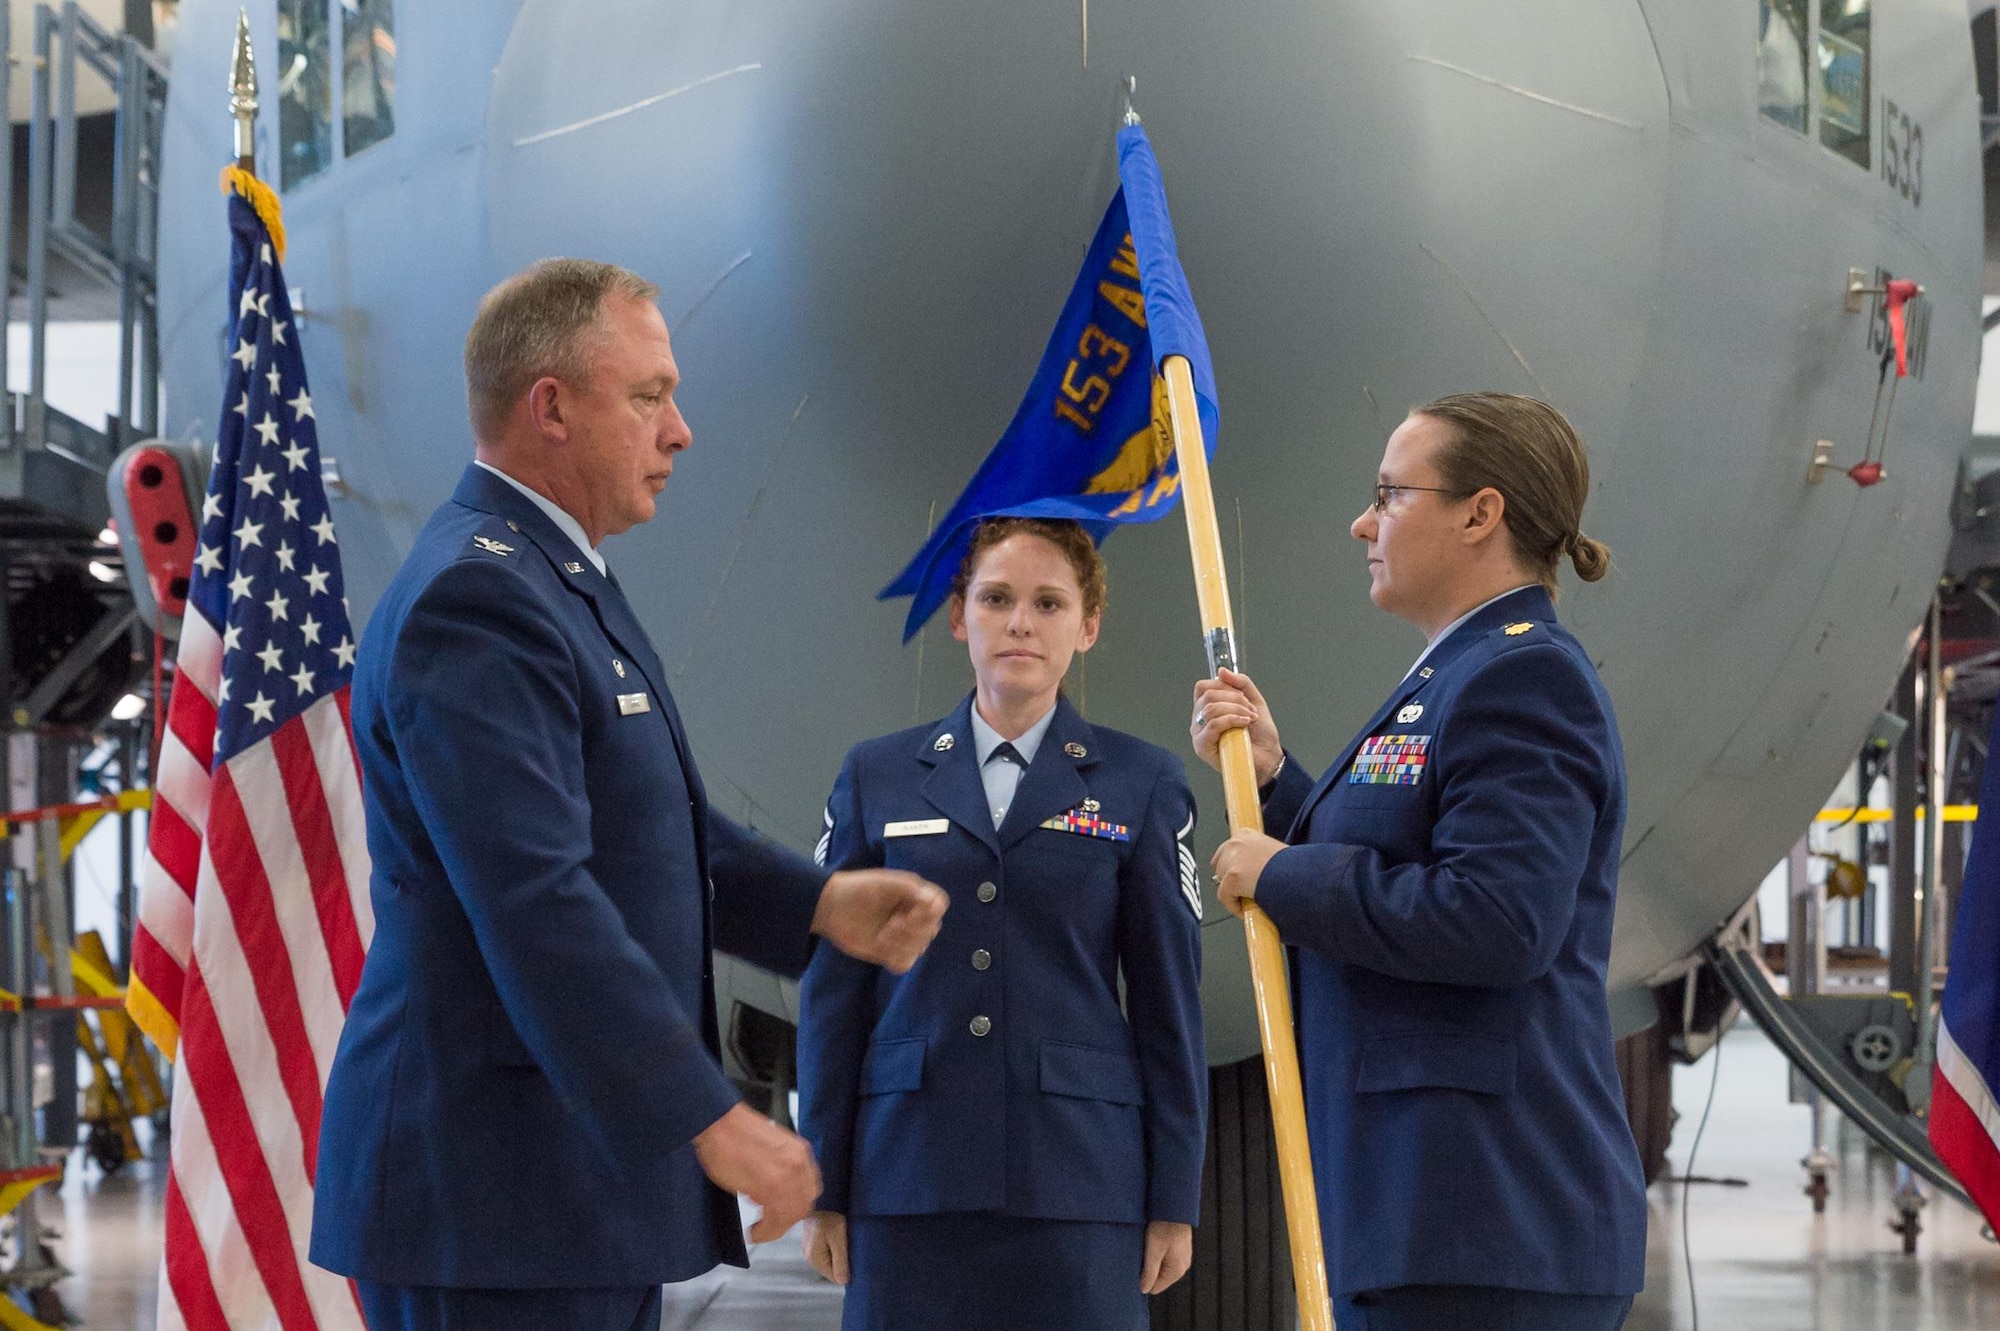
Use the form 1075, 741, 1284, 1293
48, 1023, 2000, 1330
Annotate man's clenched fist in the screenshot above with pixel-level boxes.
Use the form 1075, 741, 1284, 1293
813, 868, 948, 973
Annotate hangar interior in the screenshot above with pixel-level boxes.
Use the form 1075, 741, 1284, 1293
0, 0, 1993, 1329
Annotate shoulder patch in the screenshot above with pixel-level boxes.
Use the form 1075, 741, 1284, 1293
472, 534, 514, 556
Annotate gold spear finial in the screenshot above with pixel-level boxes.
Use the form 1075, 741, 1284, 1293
229, 8, 258, 171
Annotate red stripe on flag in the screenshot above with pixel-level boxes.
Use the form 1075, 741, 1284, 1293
178, 967, 320, 1331
130, 927, 187, 1029
1931, 1064, 2000, 1228
163, 1165, 232, 1331
335, 688, 353, 747
270, 721, 365, 1008
206, 766, 326, 1175
167, 680, 219, 774
149, 798, 205, 899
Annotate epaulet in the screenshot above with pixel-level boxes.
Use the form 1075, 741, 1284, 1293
1487, 620, 1550, 653
466, 516, 524, 560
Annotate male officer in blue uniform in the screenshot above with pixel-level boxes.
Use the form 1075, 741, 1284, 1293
310, 259, 947, 1331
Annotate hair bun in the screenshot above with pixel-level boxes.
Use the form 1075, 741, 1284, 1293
1569, 532, 1611, 583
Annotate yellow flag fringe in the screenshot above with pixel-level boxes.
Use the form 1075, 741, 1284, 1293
218, 164, 286, 262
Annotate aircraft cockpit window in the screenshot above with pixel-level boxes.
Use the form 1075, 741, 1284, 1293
1818, 0, 1870, 166
278, 0, 335, 189
341, 0, 396, 158
1758, 0, 1809, 132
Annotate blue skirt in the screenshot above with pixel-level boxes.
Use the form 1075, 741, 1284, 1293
844, 1213, 1147, 1331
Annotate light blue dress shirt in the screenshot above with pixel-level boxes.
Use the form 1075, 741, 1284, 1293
969, 702, 1058, 829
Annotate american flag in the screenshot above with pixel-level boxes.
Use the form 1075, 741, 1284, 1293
126, 177, 372, 1331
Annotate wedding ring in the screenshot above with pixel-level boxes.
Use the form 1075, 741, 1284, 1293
1194, 710, 1206, 728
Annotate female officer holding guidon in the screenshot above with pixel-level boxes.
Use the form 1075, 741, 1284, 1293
799, 516, 1206, 1331
1192, 393, 1647, 1331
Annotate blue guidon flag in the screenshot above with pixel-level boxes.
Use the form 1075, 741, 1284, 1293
882, 123, 1218, 640
1933, 706, 2000, 1229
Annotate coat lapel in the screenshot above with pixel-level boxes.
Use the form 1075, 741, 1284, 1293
1286, 584, 1555, 839
588, 582, 702, 791
450, 464, 709, 829
997, 696, 1097, 850
1288, 681, 1420, 840
918, 697, 1000, 855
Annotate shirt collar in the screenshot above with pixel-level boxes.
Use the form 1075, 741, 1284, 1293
1404, 584, 1539, 680
473, 461, 606, 575
970, 701, 1058, 767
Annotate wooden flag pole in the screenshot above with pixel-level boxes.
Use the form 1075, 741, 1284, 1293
1162, 353, 1333, 1331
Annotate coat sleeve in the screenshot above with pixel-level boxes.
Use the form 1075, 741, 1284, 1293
1117, 755, 1207, 1224
386, 558, 738, 1160
795, 750, 882, 1214
1260, 748, 1317, 839
1254, 643, 1611, 988
707, 811, 825, 981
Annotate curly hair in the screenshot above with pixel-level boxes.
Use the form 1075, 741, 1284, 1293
948, 517, 1107, 618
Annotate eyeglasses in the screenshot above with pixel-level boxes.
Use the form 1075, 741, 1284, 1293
1372, 483, 1472, 513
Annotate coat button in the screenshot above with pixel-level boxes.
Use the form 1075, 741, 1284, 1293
977, 882, 997, 903
970, 1015, 992, 1037
971, 948, 991, 971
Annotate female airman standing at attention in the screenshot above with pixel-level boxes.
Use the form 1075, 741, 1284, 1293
800, 516, 1207, 1331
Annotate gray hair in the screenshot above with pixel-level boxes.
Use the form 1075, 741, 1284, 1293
464, 258, 661, 441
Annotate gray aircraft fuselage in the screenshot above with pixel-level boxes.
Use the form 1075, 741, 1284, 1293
155, 0, 1982, 1062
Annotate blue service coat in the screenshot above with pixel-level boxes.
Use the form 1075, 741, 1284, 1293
310, 465, 826, 1289
798, 694, 1206, 1226
1255, 585, 1647, 1297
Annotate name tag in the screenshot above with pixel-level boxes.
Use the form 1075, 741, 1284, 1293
617, 692, 651, 716
884, 818, 949, 838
